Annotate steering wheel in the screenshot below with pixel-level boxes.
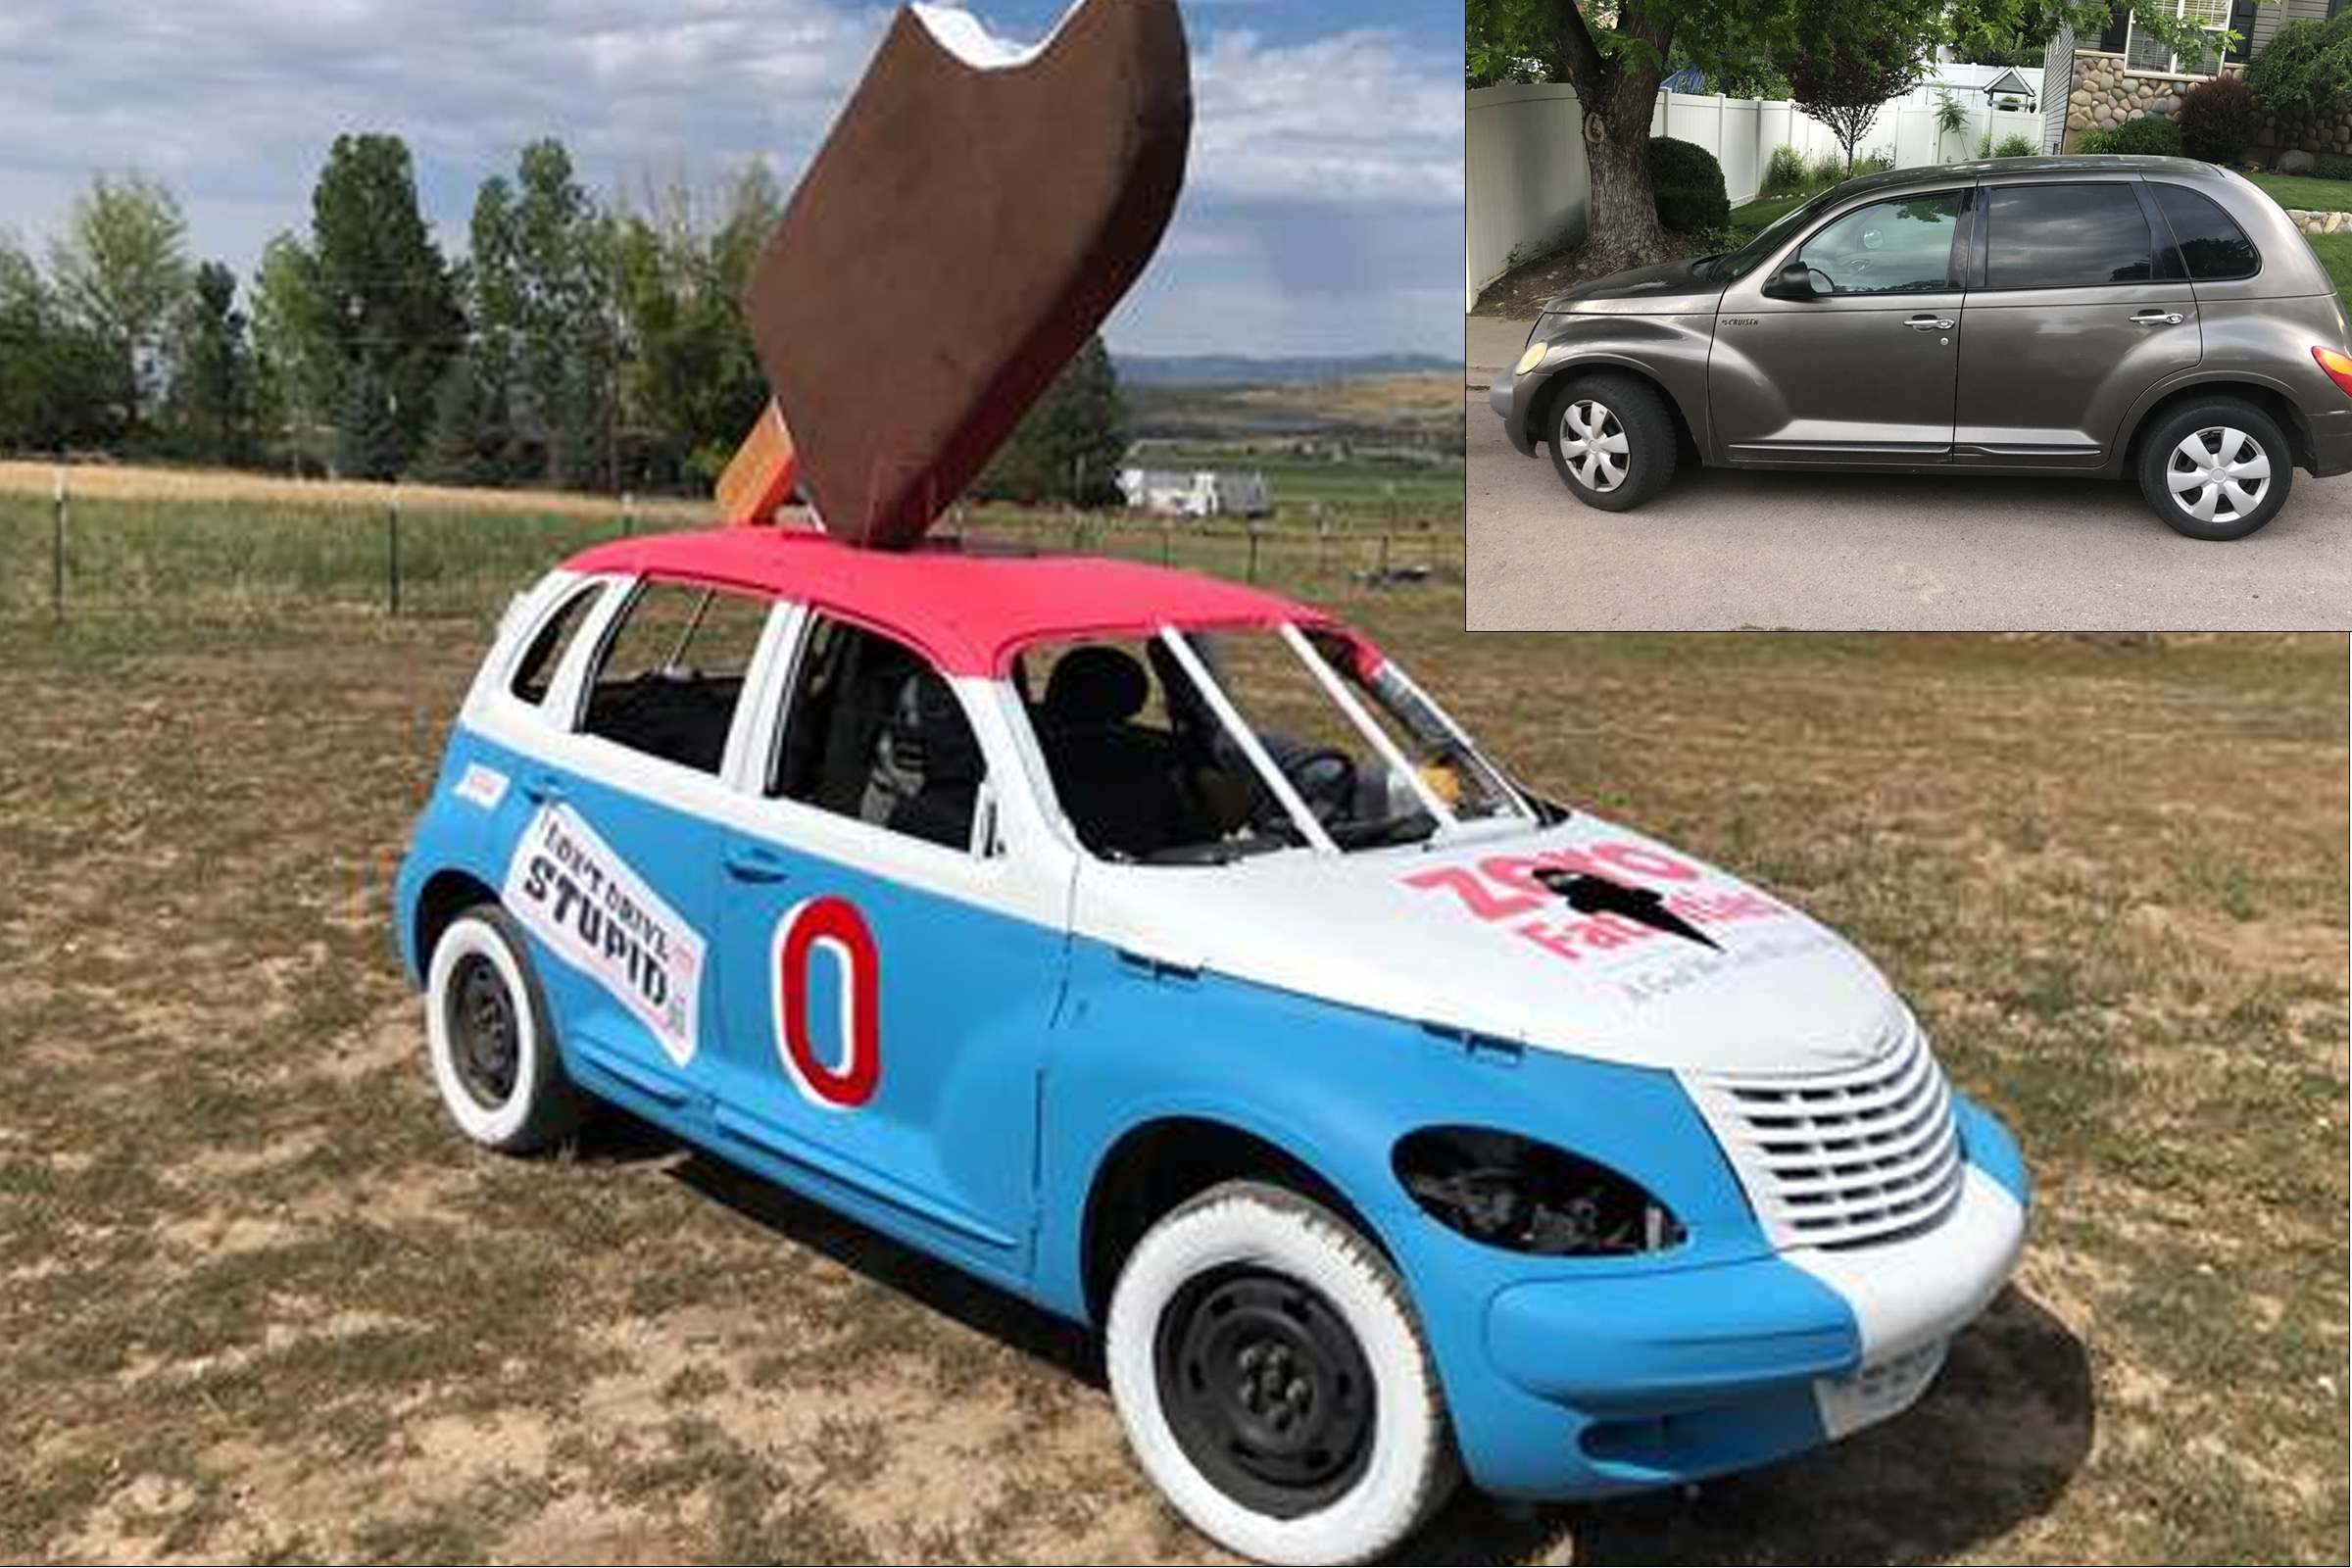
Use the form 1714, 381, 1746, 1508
1281, 747, 1358, 824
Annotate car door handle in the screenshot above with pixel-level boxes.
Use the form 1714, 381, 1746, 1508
1905, 315, 1954, 331
2130, 310, 2185, 325
520, 773, 566, 806
723, 845, 792, 884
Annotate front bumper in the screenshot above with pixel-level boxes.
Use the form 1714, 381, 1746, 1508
1436, 1099, 2030, 1500
1490, 364, 1539, 457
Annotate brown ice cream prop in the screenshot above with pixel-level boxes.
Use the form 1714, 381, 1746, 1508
716, 0, 1191, 547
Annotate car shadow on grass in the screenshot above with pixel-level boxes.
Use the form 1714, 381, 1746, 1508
1402, 1285, 2094, 1565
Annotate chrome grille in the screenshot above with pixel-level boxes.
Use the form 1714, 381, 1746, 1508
1686, 1010, 1964, 1250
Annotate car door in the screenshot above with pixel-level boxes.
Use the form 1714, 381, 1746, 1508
1954, 178, 2200, 467
706, 611, 1070, 1286
1710, 187, 1968, 464
503, 576, 777, 1119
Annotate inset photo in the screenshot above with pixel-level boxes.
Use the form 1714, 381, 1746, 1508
1467, 3, 2352, 630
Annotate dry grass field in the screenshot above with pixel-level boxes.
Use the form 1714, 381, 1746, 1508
0, 559, 2343, 1561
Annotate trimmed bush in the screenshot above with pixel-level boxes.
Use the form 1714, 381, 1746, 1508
1647, 135, 1730, 233
2315, 155, 2352, 182
2245, 11, 2352, 119
2176, 74, 2257, 162
1994, 132, 2039, 158
2083, 116, 2182, 157
1763, 143, 1809, 194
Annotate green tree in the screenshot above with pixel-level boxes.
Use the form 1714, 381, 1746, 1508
162, 262, 256, 465
0, 236, 120, 453
46, 171, 191, 435
1787, 32, 1929, 177
509, 139, 617, 490
249, 232, 338, 474
466, 174, 523, 480
972, 335, 1127, 507
1465, 0, 2256, 276
416, 349, 505, 486
306, 133, 464, 475
2244, 10, 2352, 118
612, 164, 780, 493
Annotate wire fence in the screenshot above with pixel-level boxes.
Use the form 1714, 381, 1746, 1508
0, 477, 1464, 625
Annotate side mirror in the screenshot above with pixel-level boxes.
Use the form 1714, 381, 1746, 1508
1761, 261, 1818, 301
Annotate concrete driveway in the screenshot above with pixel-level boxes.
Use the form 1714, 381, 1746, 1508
1466, 318, 2352, 630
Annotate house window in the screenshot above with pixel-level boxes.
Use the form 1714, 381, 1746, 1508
2125, 0, 2228, 75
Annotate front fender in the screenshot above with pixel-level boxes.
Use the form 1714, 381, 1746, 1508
1505, 313, 1716, 459
1033, 939, 1771, 1323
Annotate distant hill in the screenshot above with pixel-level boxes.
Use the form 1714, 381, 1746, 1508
1113, 353, 1458, 387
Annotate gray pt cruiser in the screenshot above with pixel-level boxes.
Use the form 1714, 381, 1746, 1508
1489, 155, 2352, 541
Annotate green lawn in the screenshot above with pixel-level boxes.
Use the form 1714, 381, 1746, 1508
2245, 170, 2352, 213
1730, 190, 1821, 233
2310, 232, 2352, 315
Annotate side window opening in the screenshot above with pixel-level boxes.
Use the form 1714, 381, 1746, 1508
580, 580, 770, 775
1794, 192, 1963, 295
1984, 183, 2155, 288
510, 583, 601, 707
2149, 183, 2258, 281
771, 615, 984, 854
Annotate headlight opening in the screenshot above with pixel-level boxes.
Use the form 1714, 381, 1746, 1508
1395, 1127, 1685, 1256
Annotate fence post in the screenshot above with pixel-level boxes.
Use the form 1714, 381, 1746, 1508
1160, 516, 1173, 565
1315, 507, 1329, 577
619, 491, 635, 537
1247, 520, 1261, 584
50, 466, 66, 623
1378, 532, 1392, 581
386, 490, 402, 618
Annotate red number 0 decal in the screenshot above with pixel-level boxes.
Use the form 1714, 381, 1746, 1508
772, 896, 881, 1110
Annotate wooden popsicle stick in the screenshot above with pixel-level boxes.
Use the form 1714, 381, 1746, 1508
713, 401, 804, 526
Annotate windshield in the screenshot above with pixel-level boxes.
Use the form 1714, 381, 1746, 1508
1707, 186, 1840, 282
1012, 625, 1532, 864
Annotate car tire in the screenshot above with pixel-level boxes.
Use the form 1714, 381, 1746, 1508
424, 905, 585, 1153
2136, 400, 2294, 541
1104, 1180, 1458, 1565
1545, 372, 1678, 513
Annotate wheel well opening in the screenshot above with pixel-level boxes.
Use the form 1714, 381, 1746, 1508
414, 870, 498, 974
1536, 365, 1698, 464
1079, 1118, 1380, 1327
2125, 382, 2311, 473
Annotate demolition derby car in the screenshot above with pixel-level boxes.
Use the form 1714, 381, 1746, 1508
395, 527, 2030, 1564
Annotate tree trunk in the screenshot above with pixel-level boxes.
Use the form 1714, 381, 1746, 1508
1552, 1, 1672, 277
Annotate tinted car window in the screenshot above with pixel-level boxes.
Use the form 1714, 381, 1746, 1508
1795, 192, 1963, 294
2150, 183, 2258, 279
1984, 183, 2153, 287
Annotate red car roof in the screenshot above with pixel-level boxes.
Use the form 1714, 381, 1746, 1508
565, 527, 1337, 677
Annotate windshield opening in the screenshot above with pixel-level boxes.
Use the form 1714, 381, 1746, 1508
1707, 186, 1840, 282
1012, 625, 1529, 864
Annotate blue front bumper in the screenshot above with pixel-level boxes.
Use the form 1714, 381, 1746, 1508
1424, 1096, 2031, 1500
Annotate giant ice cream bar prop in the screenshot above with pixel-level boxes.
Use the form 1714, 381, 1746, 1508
717, 0, 1192, 548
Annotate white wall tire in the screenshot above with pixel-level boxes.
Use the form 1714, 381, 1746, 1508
1105, 1181, 1458, 1565
423, 906, 584, 1153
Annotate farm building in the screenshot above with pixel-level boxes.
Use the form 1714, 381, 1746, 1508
1116, 466, 1272, 518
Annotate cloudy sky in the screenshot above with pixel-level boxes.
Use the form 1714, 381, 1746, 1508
0, 0, 1462, 359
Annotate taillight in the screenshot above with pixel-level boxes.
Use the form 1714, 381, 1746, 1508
2316, 346, 2352, 399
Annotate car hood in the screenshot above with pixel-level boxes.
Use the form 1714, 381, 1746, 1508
1073, 811, 1902, 1077
1542, 256, 1726, 316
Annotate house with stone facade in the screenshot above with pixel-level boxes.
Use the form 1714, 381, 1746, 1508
2041, 0, 2350, 160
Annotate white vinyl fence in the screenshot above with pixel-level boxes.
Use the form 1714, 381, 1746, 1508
1469, 69, 2053, 309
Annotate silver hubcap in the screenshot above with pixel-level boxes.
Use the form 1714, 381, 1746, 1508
1558, 399, 1630, 492
2166, 425, 2271, 524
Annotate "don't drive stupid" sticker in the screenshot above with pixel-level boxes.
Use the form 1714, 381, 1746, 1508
503, 804, 706, 1065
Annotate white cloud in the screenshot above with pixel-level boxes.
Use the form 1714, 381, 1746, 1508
0, 0, 1463, 354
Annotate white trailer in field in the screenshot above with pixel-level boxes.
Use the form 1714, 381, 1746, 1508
1118, 466, 1272, 519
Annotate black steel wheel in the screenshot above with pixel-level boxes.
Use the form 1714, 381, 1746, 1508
1152, 1263, 1377, 1519
446, 951, 521, 1109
